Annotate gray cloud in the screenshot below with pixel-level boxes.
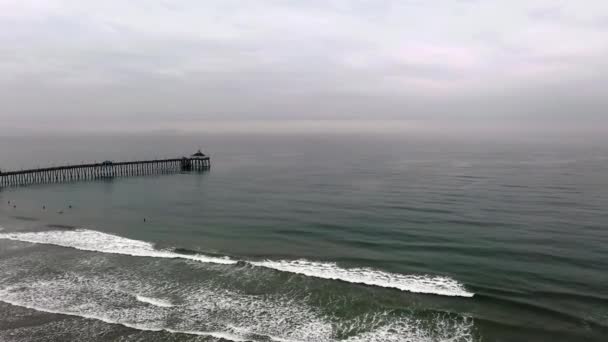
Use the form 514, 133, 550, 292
1, 0, 607, 135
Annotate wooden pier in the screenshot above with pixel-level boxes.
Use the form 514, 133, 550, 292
0, 152, 210, 188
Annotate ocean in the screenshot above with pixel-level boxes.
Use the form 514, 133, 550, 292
0, 133, 606, 341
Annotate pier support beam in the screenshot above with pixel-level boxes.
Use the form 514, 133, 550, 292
0, 156, 210, 189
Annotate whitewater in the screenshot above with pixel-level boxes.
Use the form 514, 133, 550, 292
0, 228, 473, 297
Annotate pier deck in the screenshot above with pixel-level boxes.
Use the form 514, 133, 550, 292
0, 156, 210, 188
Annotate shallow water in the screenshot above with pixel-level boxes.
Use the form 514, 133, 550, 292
0, 134, 607, 341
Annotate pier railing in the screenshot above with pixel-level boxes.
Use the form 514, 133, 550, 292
0, 156, 210, 188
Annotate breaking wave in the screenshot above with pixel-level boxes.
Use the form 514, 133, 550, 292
0, 275, 335, 342
0, 229, 473, 297
0, 295, 473, 342
252, 259, 472, 297
135, 295, 174, 308
0, 297, 250, 342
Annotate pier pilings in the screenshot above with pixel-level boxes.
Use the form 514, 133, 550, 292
0, 157, 210, 188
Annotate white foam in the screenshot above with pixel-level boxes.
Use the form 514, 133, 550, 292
0, 229, 236, 265
0, 257, 473, 342
135, 295, 174, 308
0, 229, 474, 297
0, 296, 473, 342
252, 259, 473, 297
0, 275, 331, 342
342, 313, 474, 342
0, 297, 250, 342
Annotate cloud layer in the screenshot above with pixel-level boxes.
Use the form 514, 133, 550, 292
1, 0, 607, 134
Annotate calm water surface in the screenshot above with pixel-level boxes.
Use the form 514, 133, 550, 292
0, 134, 607, 341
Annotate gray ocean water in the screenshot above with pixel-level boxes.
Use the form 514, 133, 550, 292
0, 133, 607, 341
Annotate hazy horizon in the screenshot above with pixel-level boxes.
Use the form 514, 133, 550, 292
2, 1, 607, 136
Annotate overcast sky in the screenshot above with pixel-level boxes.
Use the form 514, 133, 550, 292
1, 0, 607, 134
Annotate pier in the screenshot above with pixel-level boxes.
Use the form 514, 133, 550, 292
0, 151, 210, 188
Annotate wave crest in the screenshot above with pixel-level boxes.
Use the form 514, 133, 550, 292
0, 229, 473, 297
135, 295, 174, 308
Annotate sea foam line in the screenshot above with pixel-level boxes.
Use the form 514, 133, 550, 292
0, 297, 472, 342
0, 229, 236, 264
135, 295, 174, 308
0, 229, 473, 297
0, 298, 251, 342
250, 259, 472, 297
